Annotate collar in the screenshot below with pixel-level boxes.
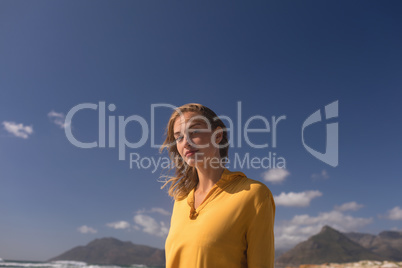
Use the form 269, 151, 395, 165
187, 168, 246, 219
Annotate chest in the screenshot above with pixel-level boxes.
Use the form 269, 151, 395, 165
194, 191, 209, 210
168, 193, 251, 249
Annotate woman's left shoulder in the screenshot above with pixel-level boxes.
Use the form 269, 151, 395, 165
225, 169, 273, 203
233, 174, 274, 207
245, 177, 273, 198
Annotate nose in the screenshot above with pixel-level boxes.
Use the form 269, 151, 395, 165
183, 134, 191, 147
183, 133, 194, 149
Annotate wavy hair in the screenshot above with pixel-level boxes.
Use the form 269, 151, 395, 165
159, 103, 229, 200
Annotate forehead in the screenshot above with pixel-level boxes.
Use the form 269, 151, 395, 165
173, 112, 209, 130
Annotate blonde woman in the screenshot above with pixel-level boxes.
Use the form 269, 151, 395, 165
160, 103, 275, 268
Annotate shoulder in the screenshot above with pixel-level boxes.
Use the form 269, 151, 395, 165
240, 177, 276, 220
231, 175, 276, 218
226, 170, 273, 207
244, 177, 273, 205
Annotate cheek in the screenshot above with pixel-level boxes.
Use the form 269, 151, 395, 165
198, 138, 216, 152
176, 143, 183, 154
198, 134, 213, 145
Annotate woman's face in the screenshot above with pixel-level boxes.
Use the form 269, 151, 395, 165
173, 111, 222, 168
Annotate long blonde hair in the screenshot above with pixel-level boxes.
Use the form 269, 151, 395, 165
159, 103, 229, 200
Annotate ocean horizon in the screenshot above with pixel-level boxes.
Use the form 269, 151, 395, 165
0, 259, 163, 268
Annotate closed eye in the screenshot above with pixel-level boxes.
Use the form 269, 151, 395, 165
174, 129, 203, 143
175, 135, 183, 142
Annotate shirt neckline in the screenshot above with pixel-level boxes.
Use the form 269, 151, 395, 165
187, 168, 245, 219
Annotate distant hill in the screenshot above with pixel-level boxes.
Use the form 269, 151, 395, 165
276, 226, 384, 267
346, 230, 402, 261
50, 228, 402, 267
49, 237, 165, 266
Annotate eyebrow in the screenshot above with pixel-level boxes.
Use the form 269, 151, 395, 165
173, 123, 203, 136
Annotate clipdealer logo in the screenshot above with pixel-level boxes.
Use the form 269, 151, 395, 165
64, 101, 338, 171
302, 100, 339, 167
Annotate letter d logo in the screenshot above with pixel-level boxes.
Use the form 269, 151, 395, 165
302, 101, 338, 167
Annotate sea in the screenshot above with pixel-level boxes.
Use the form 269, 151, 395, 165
0, 259, 163, 268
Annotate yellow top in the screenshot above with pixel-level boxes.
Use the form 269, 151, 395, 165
165, 168, 275, 268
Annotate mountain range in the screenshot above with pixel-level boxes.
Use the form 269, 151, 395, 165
49, 237, 165, 266
50, 226, 402, 267
276, 225, 402, 267
346, 230, 402, 261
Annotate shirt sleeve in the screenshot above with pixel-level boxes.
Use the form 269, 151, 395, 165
246, 193, 276, 268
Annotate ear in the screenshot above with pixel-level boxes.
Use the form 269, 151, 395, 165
214, 126, 223, 144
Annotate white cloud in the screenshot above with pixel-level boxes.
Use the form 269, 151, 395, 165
2, 121, 33, 139
262, 168, 290, 184
274, 190, 322, 207
136, 207, 171, 216
385, 206, 402, 220
106, 221, 130, 229
311, 169, 329, 180
133, 214, 168, 238
48, 110, 69, 129
335, 201, 364, 212
275, 210, 373, 249
77, 225, 97, 234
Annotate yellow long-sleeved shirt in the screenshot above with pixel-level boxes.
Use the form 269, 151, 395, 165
165, 168, 275, 268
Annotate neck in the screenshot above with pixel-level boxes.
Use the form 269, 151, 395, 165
195, 165, 225, 194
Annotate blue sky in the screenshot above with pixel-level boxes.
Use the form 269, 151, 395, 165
1, 0, 401, 261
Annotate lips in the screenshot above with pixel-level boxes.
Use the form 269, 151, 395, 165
185, 150, 199, 157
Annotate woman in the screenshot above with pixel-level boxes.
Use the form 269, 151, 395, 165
160, 103, 275, 268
